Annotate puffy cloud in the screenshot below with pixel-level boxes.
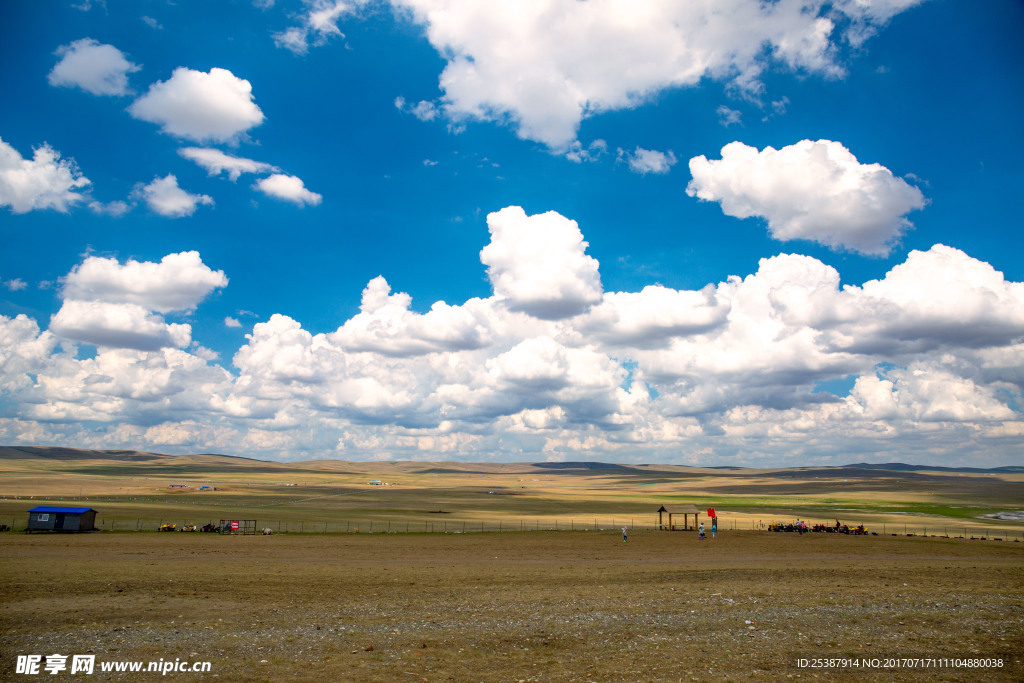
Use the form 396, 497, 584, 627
2, 205, 1022, 464
50, 252, 226, 351
48, 38, 140, 96
331, 276, 489, 356
128, 67, 265, 143
846, 365, 1015, 423
133, 174, 213, 217
60, 251, 228, 313
233, 314, 332, 386
687, 140, 927, 255
631, 253, 865, 416
577, 285, 730, 349
480, 206, 602, 319
49, 300, 192, 351
0, 137, 90, 213
24, 346, 233, 424
618, 146, 677, 175
0, 314, 58, 393
391, 0, 921, 151
253, 173, 322, 206
802, 245, 1024, 355
179, 147, 277, 181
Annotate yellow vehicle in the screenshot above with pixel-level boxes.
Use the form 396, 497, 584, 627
180, 523, 197, 532
159, 523, 176, 532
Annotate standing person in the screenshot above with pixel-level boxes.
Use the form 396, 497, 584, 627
698, 522, 705, 540
711, 518, 717, 539
622, 526, 628, 543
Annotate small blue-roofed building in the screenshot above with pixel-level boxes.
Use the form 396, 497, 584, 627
27, 506, 97, 532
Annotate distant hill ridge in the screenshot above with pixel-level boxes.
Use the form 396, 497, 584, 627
842, 461, 1024, 474
0, 447, 1020, 473
0, 446, 259, 463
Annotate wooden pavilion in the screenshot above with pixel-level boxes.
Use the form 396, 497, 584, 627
657, 504, 700, 530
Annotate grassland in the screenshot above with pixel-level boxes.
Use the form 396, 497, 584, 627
1, 447, 1022, 680
1, 447, 1022, 538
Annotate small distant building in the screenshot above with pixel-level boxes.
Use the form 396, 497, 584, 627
27, 506, 97, 532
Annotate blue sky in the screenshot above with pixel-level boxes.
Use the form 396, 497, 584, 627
1, 0, 1022, 466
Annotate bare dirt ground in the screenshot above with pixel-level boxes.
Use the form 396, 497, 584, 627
1, 530, 1021, 682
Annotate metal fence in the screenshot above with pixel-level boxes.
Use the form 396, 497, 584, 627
2, 517, 1021, 541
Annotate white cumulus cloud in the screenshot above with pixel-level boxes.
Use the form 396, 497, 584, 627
331, 276, 489, 356
51, 252, 226, 351
253, 173, 322, 206
48, 38, 140, 96
801, 245, 1024, 355
128, 67, 265, 143
687, 139, 927, 255
133, 174, 213, 217
49, 300, 193, 351
390, 0, 923, 152
60, 251, 228, 313
480, 206, 602, 320
0, 137, 91, 213
2, 205, 1021, 465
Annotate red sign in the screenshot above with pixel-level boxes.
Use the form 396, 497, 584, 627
231, 521, 239, 530
707, 508, 716, 518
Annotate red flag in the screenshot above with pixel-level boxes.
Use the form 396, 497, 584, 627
707, 508, 716, 518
